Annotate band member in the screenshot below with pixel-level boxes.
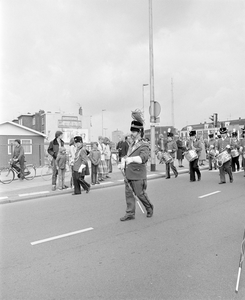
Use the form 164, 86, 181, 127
118, 110, 154, 221
230, 130, 240, 172
207, 133, 217, 170
165, 130, 178, 179
72, 136, 91, 194
216, 127, 233, 184
186, 131, 202, 182
240, 126, 245, 177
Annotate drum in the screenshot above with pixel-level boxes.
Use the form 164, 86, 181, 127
162, 152, 173, 163
216, 151, 231, 167
231, 149, 239, 158
184, 150, 198, 162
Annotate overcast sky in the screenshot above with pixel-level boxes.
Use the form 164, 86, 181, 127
1, 0, 244, 139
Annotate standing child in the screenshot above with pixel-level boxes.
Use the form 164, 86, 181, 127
89, 142, 101, 185
56, 147, 67, 190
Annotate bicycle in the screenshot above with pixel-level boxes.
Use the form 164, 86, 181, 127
0, 161, 36, 184
41, 156, 70, 181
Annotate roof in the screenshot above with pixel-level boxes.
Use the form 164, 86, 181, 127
0, 121, 47, 137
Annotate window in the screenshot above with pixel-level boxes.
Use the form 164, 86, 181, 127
8, 139, 15, 155
21, 139, 32, 154
7, 139, 32, 155
32, 118, 35, 126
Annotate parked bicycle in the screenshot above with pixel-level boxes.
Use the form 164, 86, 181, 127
0, 160, 36, 184
41, 156, 70, 181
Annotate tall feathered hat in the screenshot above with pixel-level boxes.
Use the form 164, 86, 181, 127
130, 109, 144, 132
167, 128, 173, 137
189, 130, 196, 137
219, 122, 227, 134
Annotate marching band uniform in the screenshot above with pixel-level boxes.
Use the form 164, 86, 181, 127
186, 131, 202, 182
240, 127, 245, 177
165, 132, 178, 179
216, 127, 233, 184
207, 133, 217, 170
230, 131, 240, 172
119, 117, 154, 221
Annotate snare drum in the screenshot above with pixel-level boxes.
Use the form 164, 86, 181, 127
216, 151, 231, 167
184, 150, 198, 162
162, 152, 173, 163
231, 149, 239, 158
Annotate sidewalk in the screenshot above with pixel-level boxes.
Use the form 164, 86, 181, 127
0, 160, 209, 204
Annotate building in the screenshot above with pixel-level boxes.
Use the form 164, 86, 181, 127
180, 118, 245, 139
144, 126, 177, 141
13, 110, 91, 143
0, 122, 47, 167
111, 130, 124, 148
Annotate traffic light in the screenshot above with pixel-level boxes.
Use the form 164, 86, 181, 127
209, 113, 218, 127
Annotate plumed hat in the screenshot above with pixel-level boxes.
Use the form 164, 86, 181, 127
189, 130, 196, 137
130, 109, 144, 132
219, 127, 227, 134
167, 128, 173, 137
74, 136, 83, 143
55, 130, 63, 138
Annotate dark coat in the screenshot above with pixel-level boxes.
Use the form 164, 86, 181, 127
47, 138, 64, 159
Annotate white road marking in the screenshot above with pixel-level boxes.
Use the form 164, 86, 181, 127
117, 179, 124, 182
0, 196, 8, 200
100, 181, 113, 185
19, 191, 50, 197
31, 227, 94, 245
198, 191, 221, 199
147, 174, 158, 177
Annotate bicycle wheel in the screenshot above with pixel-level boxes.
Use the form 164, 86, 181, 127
24, 165, 36, 180
0, 168, 14, 184
41, 164, 53, 181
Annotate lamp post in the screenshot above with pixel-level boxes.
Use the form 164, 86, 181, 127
142, 84, 149, 120
102, 109, 106, 136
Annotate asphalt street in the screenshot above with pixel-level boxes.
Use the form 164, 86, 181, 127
1, 168, 244, 300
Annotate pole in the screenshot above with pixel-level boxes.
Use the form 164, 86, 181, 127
149, 0, 156, 171
142, 84, 149, 121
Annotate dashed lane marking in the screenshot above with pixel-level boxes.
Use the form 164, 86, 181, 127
0, 196, 8, 200
31, 227, 94, 246
198, 191, 221, 199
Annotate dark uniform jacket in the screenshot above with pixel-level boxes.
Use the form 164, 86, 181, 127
125, 140, 149, 180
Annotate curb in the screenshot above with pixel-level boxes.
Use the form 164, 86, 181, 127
0, 166, 209, 205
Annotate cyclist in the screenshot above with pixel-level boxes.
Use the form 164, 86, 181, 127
11, 139, 25, 180
47, 131, 64, 191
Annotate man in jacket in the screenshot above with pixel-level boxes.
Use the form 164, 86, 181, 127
47, 130, 64, 191
119, 118, 154, 221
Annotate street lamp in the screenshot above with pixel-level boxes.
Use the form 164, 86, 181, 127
142, 83, 149, 120
102, 109, 106, 136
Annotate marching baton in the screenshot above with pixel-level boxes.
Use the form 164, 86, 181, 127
235, 227, 245, 293
112, 155, 144, 214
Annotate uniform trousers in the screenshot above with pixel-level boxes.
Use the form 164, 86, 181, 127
219, 159, 233, 183
231, 156, 240, 172
73, 171, 90, 193
124, 179, 153, 216
165, 161, 178, 178
189, 158, 201, 181
208, 156, 217, 170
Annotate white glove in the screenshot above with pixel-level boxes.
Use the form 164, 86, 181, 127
78, 164, 86, 173
168, 150, 172, 153
125, 156, 142, 165
226, 145, 231, 149
125, 157, 134, 165
117, 163, 124, 170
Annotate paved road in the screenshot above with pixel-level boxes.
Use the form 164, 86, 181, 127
1, 169, 244, 299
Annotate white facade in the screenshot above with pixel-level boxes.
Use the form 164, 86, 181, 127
43, 112, 91, 143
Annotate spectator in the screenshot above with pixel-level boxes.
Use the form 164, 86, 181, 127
89, 142, 101, 185
56, 147, 67, 190
98, 136, 108, 181
47, 131, 64, 191
69, 138, 76, 188
11, 139, 25, 180
104, 137, 111, 178
116, 136, 124, 162
121, 136, 129, 158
